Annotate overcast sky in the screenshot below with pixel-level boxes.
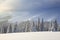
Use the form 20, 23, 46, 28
0, 0, 60, 23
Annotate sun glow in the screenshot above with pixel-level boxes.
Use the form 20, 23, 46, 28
0, 5, 12, 12
0, 0, 14, 15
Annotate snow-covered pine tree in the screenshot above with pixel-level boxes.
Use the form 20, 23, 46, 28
49, 21, 53, 31
24, 24, 27, 32
7, 24, 10, 33
14, 22, 18, 32
9, 24, 12, 33
40, 18, 44, 31
26, 21, 31, 32
36, 17, 40, 31
54, 20, 58, 31
32, 20, 37, 32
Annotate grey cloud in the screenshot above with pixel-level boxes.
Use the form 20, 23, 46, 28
13, 0, 60, 11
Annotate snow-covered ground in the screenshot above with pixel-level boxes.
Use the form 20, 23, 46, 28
0, 32, 60, 40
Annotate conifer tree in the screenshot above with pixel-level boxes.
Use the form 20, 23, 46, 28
40, 18, 44, 31
9, 24, 12, 33
54, 20, 58, 31
36, 17, 40, 31
26, 21, 31, 32
14, 22, 17, 32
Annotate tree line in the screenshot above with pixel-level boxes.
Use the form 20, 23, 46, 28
0, 18, 60, 33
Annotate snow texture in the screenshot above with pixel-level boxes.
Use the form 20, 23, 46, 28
0, 32, 60, 40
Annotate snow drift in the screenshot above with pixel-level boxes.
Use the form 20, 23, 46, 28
0, 32, 60, 40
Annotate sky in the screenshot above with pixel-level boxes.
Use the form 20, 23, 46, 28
0, 0, 60, 23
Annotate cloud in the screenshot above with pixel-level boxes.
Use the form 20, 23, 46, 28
0, 0, 12, 12
0, 0, 60, 13
0, 0, 60, 12
0, 0, 20, 15
13, 0, 60, 11
0, 0, 60, 22
46, 14, 58, 22
27, 15, 39, 21
8, 11, 31, 22
47, 17, 56, 21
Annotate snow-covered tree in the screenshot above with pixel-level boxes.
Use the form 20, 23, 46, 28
25, 24, 27, 32
40, 18, 44, 31
49, 21, 53, 31
53, 20, 58, 31
14, 22, 18, 32
31, 20, 37, 32
9, 24, 12, 33
25, 21, 31, 32
36, 17, 40, 31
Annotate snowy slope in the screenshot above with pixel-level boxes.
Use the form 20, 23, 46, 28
0, 32, 60, 40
